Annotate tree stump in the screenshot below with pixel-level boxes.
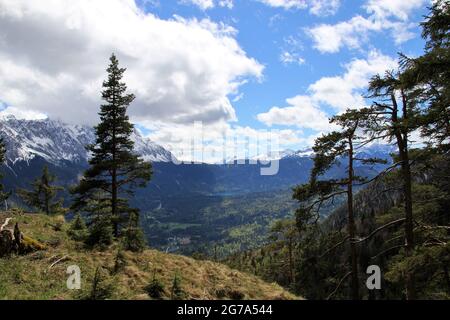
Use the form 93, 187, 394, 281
0, 229, 15, 257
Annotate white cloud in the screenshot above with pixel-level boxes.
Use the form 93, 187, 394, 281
258, 0, 341, 15
0, 106, 47, 121
309, 0, 341, 17
279, 35, 305, 66
180, 0, 233, 10
308, 0, 427, 53
364, 0, 426, 21
310, 50, 397, 110
280, 51, 305, 65
257, 95, 331, 131
218, 0, 234, 9
180, 0, 214, 10
257, 0, 306, 10
142, 120, 303, 163
257, 51, 397, 130
0, 0, 262, 126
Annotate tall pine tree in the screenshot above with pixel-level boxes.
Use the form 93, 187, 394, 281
18, 165, 65, 215
365, 69, 420, 299
294, 109, 387, 300
71, 54, 152, 238
400, 0, 450, 148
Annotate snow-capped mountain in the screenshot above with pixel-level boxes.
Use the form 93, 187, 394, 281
280, 144, 397, 161
0, 115, 174, 165
282, 148, 314, 159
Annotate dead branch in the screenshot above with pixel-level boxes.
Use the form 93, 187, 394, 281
1, 217, 12, 231
354, 161, 402, 187
327, 271, 353, 300
371, 245, 405, 260
318, 236, 350, 259
352, 218, 406, 244
48, 255, 70, 269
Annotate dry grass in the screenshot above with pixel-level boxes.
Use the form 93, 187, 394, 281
0, 212, 300, 300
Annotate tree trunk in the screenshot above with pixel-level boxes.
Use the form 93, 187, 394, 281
112, 92, 119, 238
347, 136, 359, 300
288, 238, 295, 285
112, 168, 118, 237
443, 264, 450, 295
392, 92, 416, 299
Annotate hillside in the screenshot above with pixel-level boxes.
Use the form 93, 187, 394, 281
0, 211, 298, 300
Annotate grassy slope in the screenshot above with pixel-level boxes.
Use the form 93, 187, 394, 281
0, 212, 299, 300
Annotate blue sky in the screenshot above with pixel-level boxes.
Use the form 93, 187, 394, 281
0, 0, 431, 161
144, 0, 427, 128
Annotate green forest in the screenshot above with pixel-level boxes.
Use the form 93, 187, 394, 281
226, 1, 450, 300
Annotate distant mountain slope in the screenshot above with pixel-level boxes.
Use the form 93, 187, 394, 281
0, 116, 396, 255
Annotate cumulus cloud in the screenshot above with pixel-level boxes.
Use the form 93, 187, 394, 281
0, 0, 262, 126
308, 0, 427, 53
257, 95, 331, 131
257, 51, 397, 130
310, 50, 398, 110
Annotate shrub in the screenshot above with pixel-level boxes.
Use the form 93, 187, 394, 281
145, 272, 166, 299
170, 274, 186, 300
67, 213, 88, 242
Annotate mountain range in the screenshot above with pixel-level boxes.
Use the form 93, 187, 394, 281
0, 116, 396, 254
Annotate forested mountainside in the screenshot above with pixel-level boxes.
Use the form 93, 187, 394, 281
224, 1, 450, 300
225, 150, 450, 299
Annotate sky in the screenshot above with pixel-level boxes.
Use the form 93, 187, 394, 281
0, 0, 431, 162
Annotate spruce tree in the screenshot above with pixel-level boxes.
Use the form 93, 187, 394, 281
145, 270, 166, 299
84, 194, 114, 247
71, 54, 152, 238
170, 274, 186, 300
68, 213, 88, 242
18, 165, 66, 215
122, 210, 146, 252
0, 137, 9, 206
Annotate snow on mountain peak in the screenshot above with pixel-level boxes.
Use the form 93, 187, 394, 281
0, 116, 174, 165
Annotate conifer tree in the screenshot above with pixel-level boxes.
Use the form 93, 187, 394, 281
18, 165, 66, 215
145, 270, 165, 299
122, 210, 146, 252
71, 54, 152, 238
84, 195, 114, 247
364, 70, 419, 299
68, 213, 88, 242
0, 137, 10, 206
294, 109, 386, 300
170, 274, 186, 300
269, 219, 299, 286
400, 0, 449, 148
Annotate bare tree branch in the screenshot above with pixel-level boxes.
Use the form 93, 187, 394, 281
352, 218, 406, 244
327, 271, 353, 300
